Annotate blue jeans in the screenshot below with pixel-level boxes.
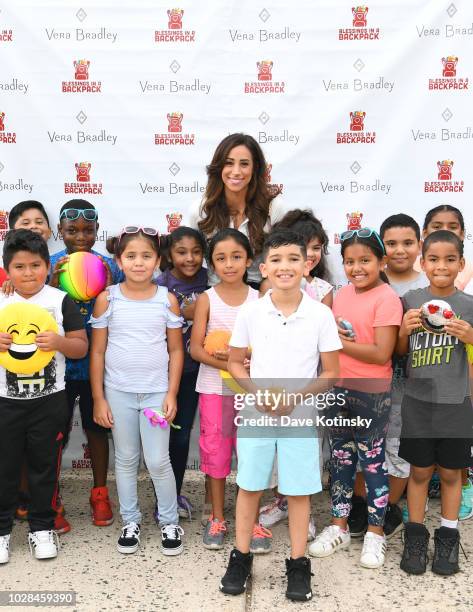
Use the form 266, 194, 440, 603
105, 387, 178, 525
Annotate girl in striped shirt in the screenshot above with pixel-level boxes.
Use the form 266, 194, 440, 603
191, 228, 258, 550
90, 227, 185, 557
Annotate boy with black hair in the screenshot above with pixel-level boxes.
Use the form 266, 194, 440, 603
0, 230, 87, 563
50, 199, 122, 529
398, 230, 473, 576
8, 200, 51, 243
220, 229, 341, 602
6, 201, 54, 525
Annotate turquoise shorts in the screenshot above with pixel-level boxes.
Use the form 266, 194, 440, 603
236, 428, 321, 496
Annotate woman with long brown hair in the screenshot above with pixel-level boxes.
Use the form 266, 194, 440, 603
188, 133, 285, 288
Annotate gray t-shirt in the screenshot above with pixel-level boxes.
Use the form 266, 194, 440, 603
403, 287, 473, 404
389, 273, 428, 296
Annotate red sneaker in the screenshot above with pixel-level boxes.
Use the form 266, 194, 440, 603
90, 486, 114, 526
54, 495, 65, 516
54, 512, 71, 534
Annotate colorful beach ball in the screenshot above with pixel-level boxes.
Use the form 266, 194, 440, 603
59, 252, 107, 301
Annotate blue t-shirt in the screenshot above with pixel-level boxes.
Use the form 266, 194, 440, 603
49, 248, 123, 380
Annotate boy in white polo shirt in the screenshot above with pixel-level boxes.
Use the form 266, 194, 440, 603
219, 229, 341, 602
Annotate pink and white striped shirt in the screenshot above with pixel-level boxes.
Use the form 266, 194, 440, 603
196, 286, 258, 395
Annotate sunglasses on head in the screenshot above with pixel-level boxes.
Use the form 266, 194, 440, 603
340, 228, 386, 255
118, 226, 159, 243
59, 208, 98, 222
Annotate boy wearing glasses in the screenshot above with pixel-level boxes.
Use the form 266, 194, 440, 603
50, 199, 122, 529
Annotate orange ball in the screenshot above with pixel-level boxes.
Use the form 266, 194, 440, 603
203, 330, 231, 355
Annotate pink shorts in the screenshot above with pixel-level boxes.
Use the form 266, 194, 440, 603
199, 393, 236, 479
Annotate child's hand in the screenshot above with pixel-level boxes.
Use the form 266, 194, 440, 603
161, 393, 177, 423
97, 256, 114, 287
401, 308, 421, 335
49, 256, 69, 288
243, 357, 251, 371
273, 394, 296, 417
214, 347, 230, 361
336, 317, 356, 343
0, 333, 12, 352
444, 318, 473, 343
35, 331, 63, 352
93, 398, 114, 428
1, 279, 14, 297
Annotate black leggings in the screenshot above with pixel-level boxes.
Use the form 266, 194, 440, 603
169, 371, 199, 495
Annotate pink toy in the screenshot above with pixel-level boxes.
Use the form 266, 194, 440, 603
143, 408, 181, 429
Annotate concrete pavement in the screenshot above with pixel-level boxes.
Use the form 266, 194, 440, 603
2, 471, 473, 612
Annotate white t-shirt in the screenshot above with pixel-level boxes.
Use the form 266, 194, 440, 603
187, 195, 287, 285
230, 290, 342, 382
0, 285, 84, 399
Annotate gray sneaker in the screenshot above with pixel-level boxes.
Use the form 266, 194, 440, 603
203, 517, 227, 550
250, 524, 272, 554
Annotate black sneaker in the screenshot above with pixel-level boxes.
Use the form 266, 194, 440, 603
348, 495, 368, 538
384, 503, 404, 539
220, 548, 253, 595
117, 522, 141, 554
161, 524, 184, 556
400, 522, 429, 575
432, 527, 460, 575
285, 556, 313, 602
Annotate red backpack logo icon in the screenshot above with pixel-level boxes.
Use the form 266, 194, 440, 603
167, 112, 183, 133
257, 60, 273, 81
82, 443, 91, 460
167, 8, 183, 29
352, 6, 368, 27
0, 113, 4, 132
166, 213, 183, 233
442, 56, 458, 78
347, 211, 363, 230
437, 160, 453, 181
350, 111, 365, 131
0, 211, 9, 230
74, 59, 90, 80
75, 162, 91, 182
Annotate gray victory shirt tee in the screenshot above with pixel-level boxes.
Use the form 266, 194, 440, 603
403, 288, 473, 404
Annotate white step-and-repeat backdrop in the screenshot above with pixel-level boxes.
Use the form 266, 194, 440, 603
1, 0, 472, 469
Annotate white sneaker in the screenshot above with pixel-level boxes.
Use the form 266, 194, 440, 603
360, 532, 386, 569
28, 530, 59, 560
309, 525, 350, 558
0, 534, 10, 564
258, 496, 288, 528
307, 516, 317, 542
